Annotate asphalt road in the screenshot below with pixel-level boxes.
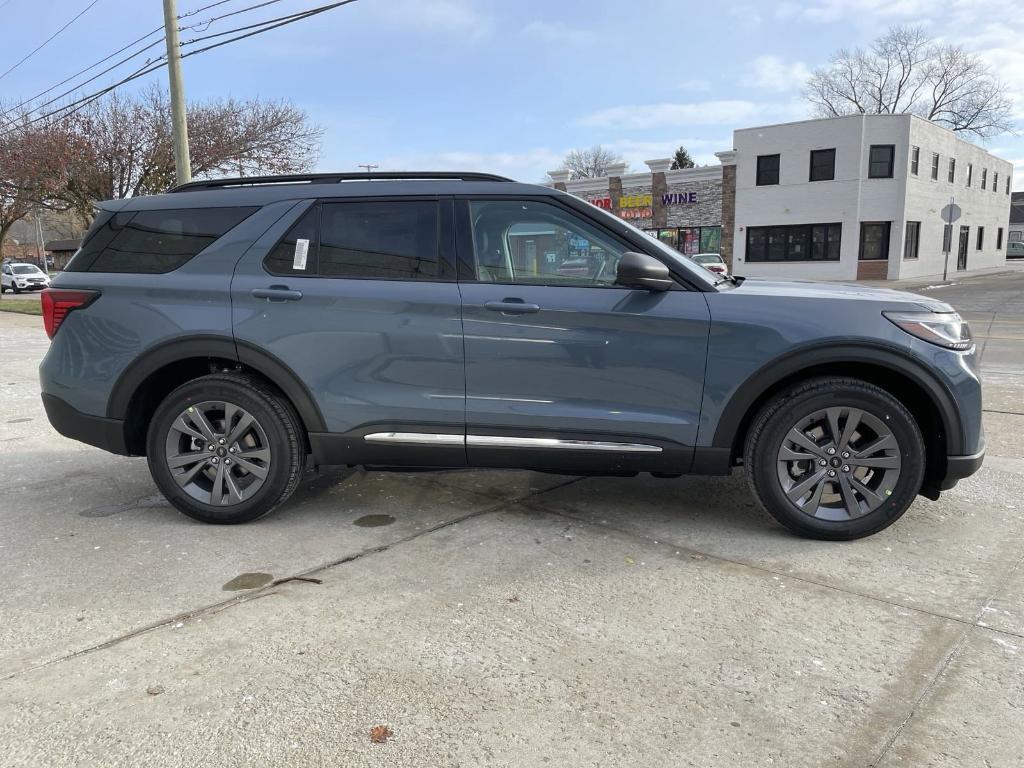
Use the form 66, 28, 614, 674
1, 270, 1023, 767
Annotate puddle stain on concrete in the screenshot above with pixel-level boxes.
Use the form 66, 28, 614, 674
6, 417, 31, 424
222, 572, 274, 591
353, 514, 396, 528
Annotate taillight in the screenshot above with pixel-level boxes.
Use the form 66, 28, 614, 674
40, 288, 99, 339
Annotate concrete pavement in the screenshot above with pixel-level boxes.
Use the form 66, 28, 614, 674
0, 271, 1022, 767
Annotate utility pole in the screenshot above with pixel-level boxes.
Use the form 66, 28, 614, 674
357, 164, 378, 174
163, 0, 191, 185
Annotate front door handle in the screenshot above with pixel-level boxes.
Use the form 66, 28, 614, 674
251, 286, 303, 302
484, 300, 541, 314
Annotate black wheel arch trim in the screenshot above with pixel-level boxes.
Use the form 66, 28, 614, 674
710, 340, 965, 456
106, 334, 327, 434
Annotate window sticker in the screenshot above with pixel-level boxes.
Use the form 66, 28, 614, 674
293, 238, 309, 270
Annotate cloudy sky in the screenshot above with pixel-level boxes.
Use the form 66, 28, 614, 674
4, 0, 1024, 187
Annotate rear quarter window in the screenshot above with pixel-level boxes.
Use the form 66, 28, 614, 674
66, 207, 258, 274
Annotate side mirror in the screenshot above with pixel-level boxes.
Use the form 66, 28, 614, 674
616, 251, 674, 292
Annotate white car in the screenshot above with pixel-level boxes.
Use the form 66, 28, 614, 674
1, 263, 50, 293
691, 252, 729, 277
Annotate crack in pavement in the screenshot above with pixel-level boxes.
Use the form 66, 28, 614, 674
531, 505, 1024, 643
0, 476, 584, 684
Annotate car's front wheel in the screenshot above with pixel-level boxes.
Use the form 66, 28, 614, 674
745, 377, 925, 540
146, 372, 306, 524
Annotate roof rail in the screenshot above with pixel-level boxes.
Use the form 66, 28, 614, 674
169, 171, 515, 193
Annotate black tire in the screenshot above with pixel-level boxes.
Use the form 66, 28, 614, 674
745, 377, 925, 541
146, 372, 307, 524
11, 284, 19, 294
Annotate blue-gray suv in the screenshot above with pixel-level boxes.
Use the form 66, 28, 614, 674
39, 172, 984, 539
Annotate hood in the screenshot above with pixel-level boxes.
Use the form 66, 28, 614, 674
729, 277, 954, 313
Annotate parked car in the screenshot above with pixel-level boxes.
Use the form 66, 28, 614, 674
1008, 241, 1024, 259
2, 262, 50, 293
690, 252, 729, 276
39, 172, 983, 540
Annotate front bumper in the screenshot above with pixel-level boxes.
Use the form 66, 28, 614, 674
41, 393, 128, 455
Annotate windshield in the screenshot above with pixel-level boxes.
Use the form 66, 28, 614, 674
576, 201, 721, 287
12, 265, 42, 275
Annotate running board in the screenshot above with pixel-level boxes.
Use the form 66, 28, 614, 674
363, 432, 663, 453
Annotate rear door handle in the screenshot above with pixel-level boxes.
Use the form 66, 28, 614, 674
251, 286, 303, 302
484, 300, 541, 314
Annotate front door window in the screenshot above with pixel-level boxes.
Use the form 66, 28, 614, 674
469, 200, 627, 287
858, 222, 891, 261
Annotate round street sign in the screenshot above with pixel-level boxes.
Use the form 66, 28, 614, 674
941, 203, 962, 222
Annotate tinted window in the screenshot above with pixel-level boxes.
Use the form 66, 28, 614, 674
264, 205, 319, 276
70, 207, 257, 273
746, 224, 841, 262
12, 265, 42, 274
469, 199, 628, 286
756, 154, 780, 186
868, 145, 895, 178
859, 221, 891, 260
318, 201, 438, 280
904, 222, 920, 260
809, 149, 835, 182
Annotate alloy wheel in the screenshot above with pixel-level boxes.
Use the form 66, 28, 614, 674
163, 400, 271, 506
776, 406, 901, 521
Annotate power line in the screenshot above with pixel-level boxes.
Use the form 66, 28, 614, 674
0, 0, 102, 84
1, 0, 282, 121
0, 0, 359, 138
180, 0, 285, 32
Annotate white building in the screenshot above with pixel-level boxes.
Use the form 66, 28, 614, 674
730, 114, 1013, 281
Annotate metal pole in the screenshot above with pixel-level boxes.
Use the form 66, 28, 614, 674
942, 196, 953, 282
162, 0, 191, 185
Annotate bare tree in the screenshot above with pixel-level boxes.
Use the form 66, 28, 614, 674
57, 86, 323, 223
805, 25, 1014, 138
560, 145, 625, 179
0, 112, 77, 255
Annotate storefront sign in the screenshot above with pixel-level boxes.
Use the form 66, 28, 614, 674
619, 194, 653, 208
620, 208, 652, 220
662, 192, 698, 205
588, 197, 613, 209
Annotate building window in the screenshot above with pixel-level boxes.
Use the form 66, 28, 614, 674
997, 228, 1004, 249
654, 227, 721, 256
993, 172, 999, 192
868, 145, 895, 178
809, 148, 835, 182
948, 158, 956, 183
859, 221, 891, 260
943, 224, 953, 252
903, 221, 920, 260
977, 226, 984, 250
1007, 176, 1012, 195
756, 154, 780, 186
910, 146, 920, 175
931, 152, 940, 180
745, 223, 842, 262
966, 163, 973, 187
982, 168, 987, 190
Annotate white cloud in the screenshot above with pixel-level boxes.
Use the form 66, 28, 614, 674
580, 99, 808, 130
521, 20, 595, 46
744, 55, 812, 93
365, 0, 494, 41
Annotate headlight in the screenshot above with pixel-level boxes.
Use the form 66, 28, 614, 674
884, 311, 972, 351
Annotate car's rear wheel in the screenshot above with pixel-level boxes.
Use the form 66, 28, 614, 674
146, 372, 306, 524
745, 377, 925, 540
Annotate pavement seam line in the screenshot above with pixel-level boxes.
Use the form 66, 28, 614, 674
0, 476, 584, 684
534, 505, 1024, 642
869, 545, 1024, 766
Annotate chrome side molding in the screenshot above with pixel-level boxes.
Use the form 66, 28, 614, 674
466, 435, 663, 453
363, 432, 662, 453
363, 432, 464, 445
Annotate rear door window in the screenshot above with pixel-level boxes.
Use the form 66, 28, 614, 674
263, 200, 441, 280
67, 207, 257, 273
318, 201, 439, 280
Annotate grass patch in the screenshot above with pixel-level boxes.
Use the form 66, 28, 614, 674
0, 300, 42, 316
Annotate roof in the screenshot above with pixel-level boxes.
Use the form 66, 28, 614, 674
44, 239, 81, 252
99, 172, 558, 212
